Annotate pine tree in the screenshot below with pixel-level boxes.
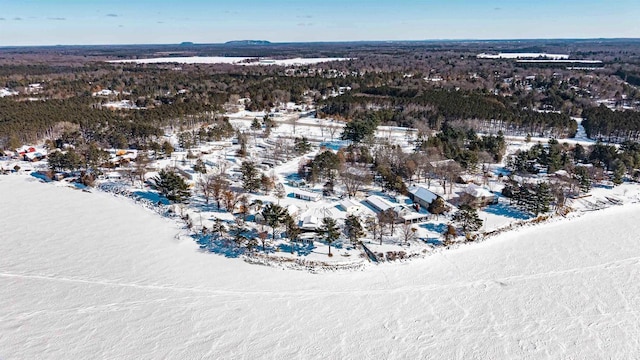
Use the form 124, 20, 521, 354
574, 166, 591, 193
612, 160, 626, 185
452, 205, 483, 237
262, 203, 288, 241
285, 215, 301, 254
344, 214, 365, 245
251, 117, 261, 131
240, 161, 261, 193
318, 217, 340, 257
533, 182, 553, 215
153, 169, 191, 203
293, 136, 312, 155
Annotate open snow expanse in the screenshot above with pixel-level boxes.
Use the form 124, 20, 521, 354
108, 56, 350, 66
2, 175, 640, 359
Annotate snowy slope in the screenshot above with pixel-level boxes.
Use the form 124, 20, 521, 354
2, 174, 640, 359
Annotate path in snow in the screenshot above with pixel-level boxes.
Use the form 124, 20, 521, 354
2, 175, 640, 359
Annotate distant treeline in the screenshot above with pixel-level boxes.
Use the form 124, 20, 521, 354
318, 87, 576, 137
0, 97, 216, 149
615, 70, 640, 87
582, 105, 640, 143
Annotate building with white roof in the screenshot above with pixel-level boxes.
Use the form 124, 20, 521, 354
462, 184, 497, 208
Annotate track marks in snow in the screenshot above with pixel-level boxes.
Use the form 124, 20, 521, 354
2, 251, 639, 299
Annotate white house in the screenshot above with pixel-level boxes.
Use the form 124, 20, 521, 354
300, 206, 344, 230
339, 198, 364, 215
365, 195, 401, 213
291, 189, 322, 202
462, 184, 497, 208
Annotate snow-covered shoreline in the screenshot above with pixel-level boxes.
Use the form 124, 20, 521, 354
3, 173, 640, 358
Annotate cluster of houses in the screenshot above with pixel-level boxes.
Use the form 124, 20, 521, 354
286, 180, 497, 237
2, 146, 48, 162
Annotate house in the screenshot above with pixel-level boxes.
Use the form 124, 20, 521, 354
461, 184, 497, 208
106, 172, 123, 181
339, 198, 364, 215
398, 209, 430, 224
23, 152, 46, 162
0, 88, 18, 97
288, 178, 307, 188
408, 185, 439, 210
290, 189, 322, 202
286, 204, 300, 218
365, 195, 402, 213
301, 215, 320, 231
366, 195, 430, 224
16, 146, 37, 156
300, 206, 344, 230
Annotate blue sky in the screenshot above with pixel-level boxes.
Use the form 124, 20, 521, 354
0, 0, 638, 46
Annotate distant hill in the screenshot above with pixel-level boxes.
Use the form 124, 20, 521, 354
225, 40, 271, 46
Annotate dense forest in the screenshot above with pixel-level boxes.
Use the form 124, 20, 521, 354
318, 87, 577, 137
1, 39, 640, 150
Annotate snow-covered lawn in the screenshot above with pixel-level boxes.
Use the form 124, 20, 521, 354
2, 174, 640, 359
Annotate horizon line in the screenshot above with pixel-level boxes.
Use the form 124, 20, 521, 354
2, 37, 640, 48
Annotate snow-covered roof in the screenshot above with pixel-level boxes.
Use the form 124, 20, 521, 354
24, 152, 45, 160
400, 211, 430, 221
465, 184, 494, 198
365, 195, 400, 212
286, 204, 299, 216
408, 186, 438, 204
291, 189, 322, 201
103, 100, 141, 110
0, 88, 18, 97
92, 89, 120, 97
339, 198, 362, 211
300, 206, 344, 229
430, 159, 456, 168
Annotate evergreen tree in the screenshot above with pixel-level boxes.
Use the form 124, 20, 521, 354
574, 166, 592, 193
285, 215, 301, 254
612, 160, 626, 185
240, 161, 261, 193
452, 205, 483, 237
161, 141, 174, 157
340, 116, 378, 143
261, 203, 288, 241
251, 117, 262, 131
533, 182, 553, 215
193, 158, 207, 174
318, 217, 340, 256
293, 136, 312, 155
153, 169, 191, 203
344, 214, 365, 245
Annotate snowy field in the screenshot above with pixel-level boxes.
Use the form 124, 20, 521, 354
2, 174, 640, 359
108, 56, 350, 66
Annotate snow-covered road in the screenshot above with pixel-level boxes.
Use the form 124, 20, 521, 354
2, 175, 639, 359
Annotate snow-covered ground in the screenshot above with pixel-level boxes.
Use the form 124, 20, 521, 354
2, 173, 640, 359
0, 88, 19, 97
108, 56, 350, 66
